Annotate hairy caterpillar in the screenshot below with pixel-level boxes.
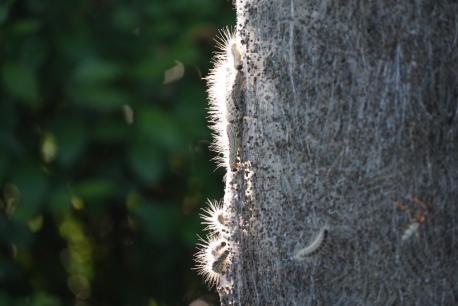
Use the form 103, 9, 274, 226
294, 226, 329, 260
401, 222, 419, 241
205, 27, 244, 171
194, 234, 231, 287
199, 199, 228, 236
194, 26, 243, 288
395, 194, 430, 242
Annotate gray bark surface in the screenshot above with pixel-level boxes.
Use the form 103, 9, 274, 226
222, 0, 458, 305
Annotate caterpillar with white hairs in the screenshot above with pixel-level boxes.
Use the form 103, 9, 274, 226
294, 226, 329, 260
194, 26, 244, 288
194, 235, 231, 287
200, 199, 229, 237
205, 27, 244, 172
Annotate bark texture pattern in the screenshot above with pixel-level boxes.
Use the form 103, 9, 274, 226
220, 0, 458, 305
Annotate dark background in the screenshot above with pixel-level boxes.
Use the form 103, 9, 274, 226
0, 0, 234, 305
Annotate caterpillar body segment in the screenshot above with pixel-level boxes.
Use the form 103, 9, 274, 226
294, 226, 329, 260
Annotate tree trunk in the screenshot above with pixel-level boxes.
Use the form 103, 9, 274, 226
222, 0, 458, 304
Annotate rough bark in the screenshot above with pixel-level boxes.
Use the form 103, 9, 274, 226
222, 0, 458, 305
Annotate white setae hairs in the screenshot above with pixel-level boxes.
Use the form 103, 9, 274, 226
194, 27, 243, 288
205, 27, 243, 171
194, 199, 231, 287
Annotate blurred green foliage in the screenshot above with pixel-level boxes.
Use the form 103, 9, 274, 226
0, 0, 234, 305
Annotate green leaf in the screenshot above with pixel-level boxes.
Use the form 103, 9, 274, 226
53, 117, 87, 166
92, 119, 129, 143
0, 154, 8, 182
0, 292, 9, 306
10, 18, 42, 35
2, 62, 39, 107
112, 6, 138, 30
128, 138, 165, 184
69, 85, 131, 110
131, 203, 180, 243
73, 178, 115, 203
131, 56, 168, 81
0, 0, 14, 25
47, 186, 72, 215
0, 130, 24, 156
30, 292, 61, 306
137, 106, 182, 150
11, 163, 48, 222
73, 59, 122, 83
